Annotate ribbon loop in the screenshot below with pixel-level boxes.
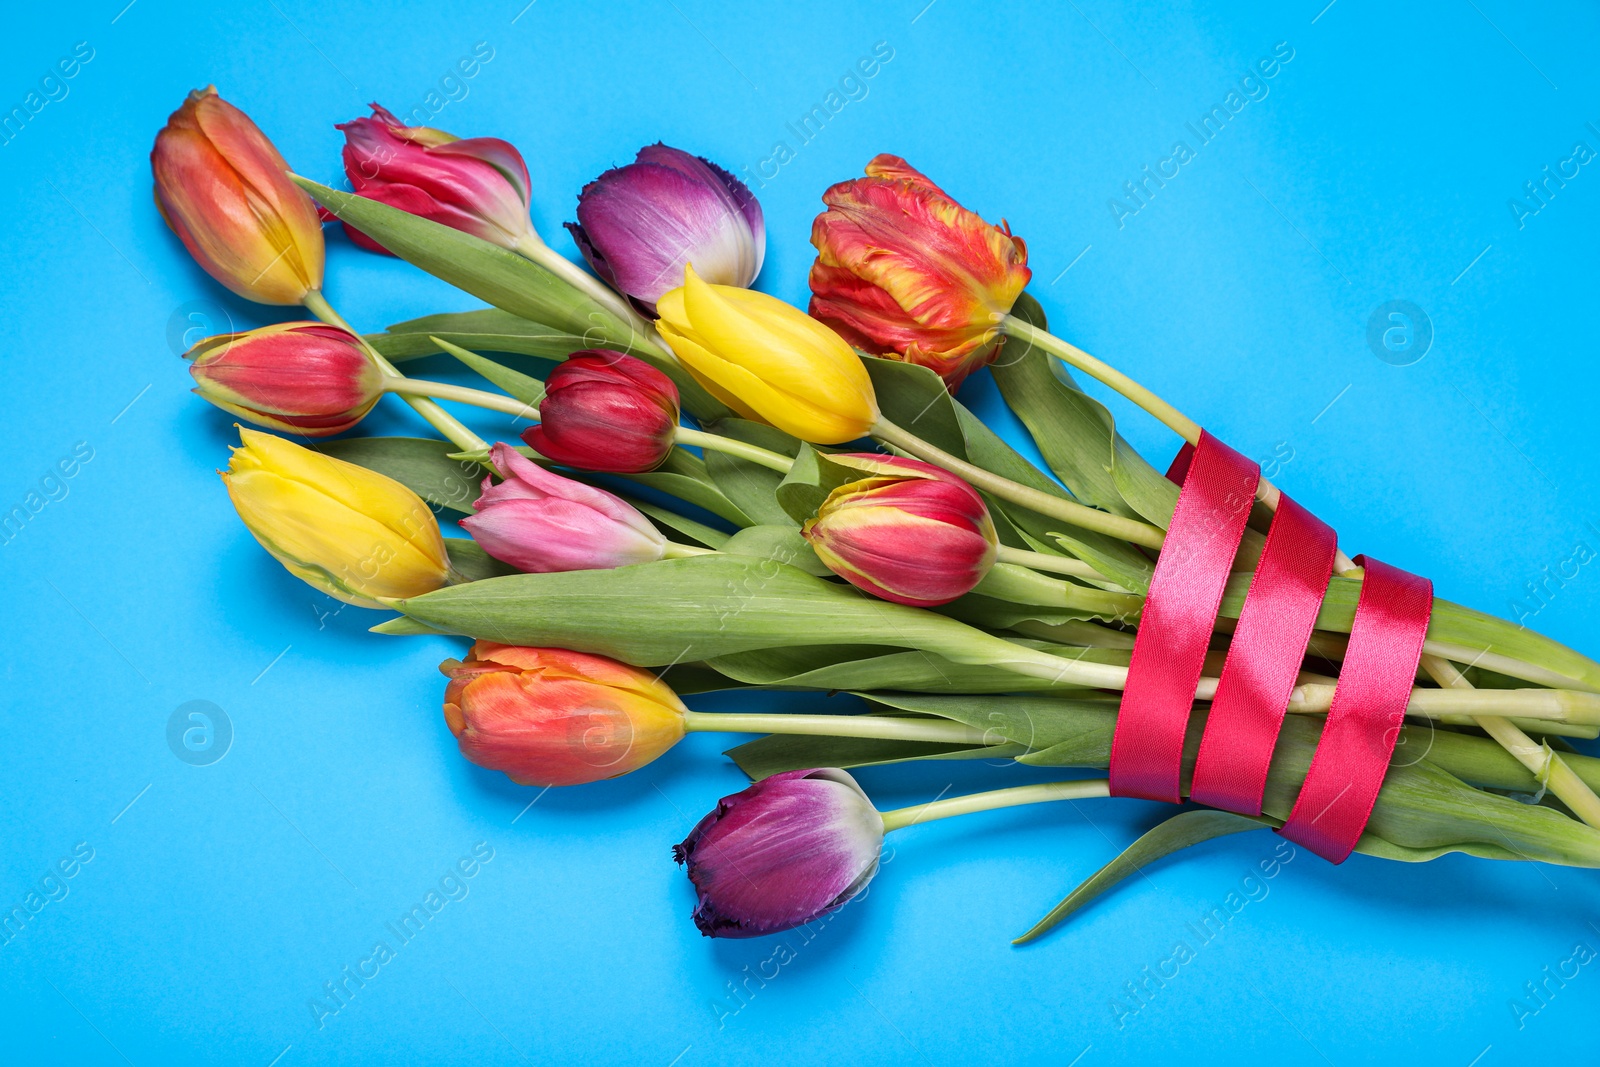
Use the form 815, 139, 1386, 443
1278, 556, 1433, 863
1190, 495, 1338, 815
1110, 432, 1259, 803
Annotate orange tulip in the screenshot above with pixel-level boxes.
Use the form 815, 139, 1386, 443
151, 87, 325, 304
440, 642, 687, 787
808, 155, 1030, 390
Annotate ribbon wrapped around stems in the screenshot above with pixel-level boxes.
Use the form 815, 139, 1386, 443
1108, 431, 1433, 863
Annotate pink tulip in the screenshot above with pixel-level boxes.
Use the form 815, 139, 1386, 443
460, 443, 666, 573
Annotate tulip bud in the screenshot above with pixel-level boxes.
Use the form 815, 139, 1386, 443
521, 351, 680, 473
809, 155, 1031, 391
335, 104, 535, 253
802, 453, 998, 606
567, 143, 764, 316
222, 428, 452, 607
185, 322, 383, 437
440, 642, 687, 787
674, 768, 883, 938
460, 443, 667, 573
151, 87, 325, 304
655, 266, 879, 445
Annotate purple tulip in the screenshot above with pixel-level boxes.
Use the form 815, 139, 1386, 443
566, 143, 765, 317
674, 768, 884, 938
460, 443, 666, 573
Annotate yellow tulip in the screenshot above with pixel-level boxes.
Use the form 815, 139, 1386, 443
221, 428, 452, 607
655, 265, 879, 444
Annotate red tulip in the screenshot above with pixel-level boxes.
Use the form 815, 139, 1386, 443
522, 351, 680, 473
185, 322, 382, 436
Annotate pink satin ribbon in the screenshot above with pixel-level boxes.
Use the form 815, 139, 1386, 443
1278, 556, 1432, 863
1110, 432, 1258, 802
1190, 495, 1337, 815
1118, 435, 1434, 863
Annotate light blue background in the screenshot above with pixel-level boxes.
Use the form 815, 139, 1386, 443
3, 1, 1598, 1063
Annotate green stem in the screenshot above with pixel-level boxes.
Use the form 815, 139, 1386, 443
993, 544, 1120, 585
880, 779, 1110, 833
871, 416, 1167, 550
673, 426, 795, 473
510, 232, 667, 355
681, 710, 990, 746
975, 561, 1142, 619
384, 377, 536, 419
1003, 315, 1200, 442
304, 291, 488, 452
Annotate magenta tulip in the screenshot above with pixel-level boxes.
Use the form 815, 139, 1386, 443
335, 104, 534, 253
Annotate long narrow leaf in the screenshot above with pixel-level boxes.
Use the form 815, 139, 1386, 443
1014, 811, 1266, 944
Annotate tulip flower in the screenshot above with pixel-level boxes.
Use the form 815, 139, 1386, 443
151, 87, 325, 305
655, 266, 879, 444
809, 154, 1031, 390
222, 428, 452, 607
803, 454, 998, 607
440, 642, 688, 787
460, 443, 668, 573
674, 771, 1112, 940
335, 103, 535, 254
674, 769, 884, 938
568, 143, 764, 316
522, 351, 679, 473
185, 322, 383, 437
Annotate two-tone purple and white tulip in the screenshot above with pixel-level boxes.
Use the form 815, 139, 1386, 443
567, 144, 765, 317
672, 769, 1116, 941
674, 768, 884, 938
460, 443, 669, 573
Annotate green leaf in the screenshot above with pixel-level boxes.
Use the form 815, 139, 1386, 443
701, 418, 801, 526
706, 643, 1110, 694
297, 178, 622, 341
622, 448, 753, 527
994, 292, 1180, 529
630, 500, 731, 549
1014, 811, 1267, 944
444, 537, 519, 583
775, 445, 864, 524
368, 307, 594, 363
372, 615, 462, 637
861, 691, 1123, 752
391, 555, 1077, 676
863, 356, 1155, 593
319, 437, 483, 514
721, 525, 829, 575
432, 337, 546, 406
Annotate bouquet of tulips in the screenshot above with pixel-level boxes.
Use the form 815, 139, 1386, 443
153, 88, 1600, 944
